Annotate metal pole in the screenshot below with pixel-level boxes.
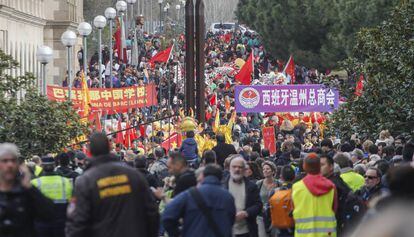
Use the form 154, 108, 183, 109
150, 0, 153, 33
42, 63, 46, 95
168, 68, 171, 145
185, 0, 195, 113
83, 36, 87, 77
98, 28, 103, 87
109, 19, 113, 88
67, 46, 72, 100
195, 0, 205, 123
159, 3, 162, 32
130, 4, 134, 30
120, 13, 124, 63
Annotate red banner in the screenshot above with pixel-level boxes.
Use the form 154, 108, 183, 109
262, 126, 277, 155
47, 84, 157, 114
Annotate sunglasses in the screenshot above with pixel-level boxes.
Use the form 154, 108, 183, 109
364, 175, 378, 180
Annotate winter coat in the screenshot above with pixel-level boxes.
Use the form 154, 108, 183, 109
180, 138, 199, 161
223, 177, 263, 237
65, 154, 159, 237
163, 176, 236, 237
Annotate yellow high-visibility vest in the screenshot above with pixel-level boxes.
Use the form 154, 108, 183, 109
34, 165, 43, 177
292, 180, 337, 237
31, 175, 72, 204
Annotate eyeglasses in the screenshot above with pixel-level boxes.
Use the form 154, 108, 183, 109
364, 175, 378, 180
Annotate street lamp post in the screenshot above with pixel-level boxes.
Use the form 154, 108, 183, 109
36, 46, 53, 95
105, 7, 116, 88
175, 4, 181, 26
78, 22, 92, 77
165, 3, 170, 19
93, 15, 107, 88
61, 30, 77, 100
126, 0, 136, 31
158, 0, 163, 32
116, 1, 127, 63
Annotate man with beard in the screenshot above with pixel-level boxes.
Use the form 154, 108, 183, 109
223, 156, 262, 237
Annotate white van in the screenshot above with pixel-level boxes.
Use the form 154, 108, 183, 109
210, 22, 236, 34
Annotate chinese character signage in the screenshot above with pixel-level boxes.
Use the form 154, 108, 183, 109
47, 84, 157, 113
235, 85, 339, 112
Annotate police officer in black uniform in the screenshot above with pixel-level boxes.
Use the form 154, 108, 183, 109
66, 132, 159, 237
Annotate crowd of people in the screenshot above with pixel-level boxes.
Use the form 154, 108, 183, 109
1, 26, 414, 237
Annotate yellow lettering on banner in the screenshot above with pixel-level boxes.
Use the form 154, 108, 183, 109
53, 88, 65, 99
97, 175, 129, 188
113, 89, 123, 100
101, 90, 112, 100
99, 184, 132, 199
124, 88, 135, 99
136, 87, 145, 97
90, 90, 101, 101
76, 90, 83, 100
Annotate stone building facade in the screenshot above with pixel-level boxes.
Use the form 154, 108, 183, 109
0, 0, 83, 86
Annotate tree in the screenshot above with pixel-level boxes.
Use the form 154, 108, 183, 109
236, 0, 398, 70
328, 2, 414, 139
0, 50, 88, 158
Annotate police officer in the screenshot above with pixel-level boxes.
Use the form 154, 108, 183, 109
31, 156, 72, 237
66, 132, 159, 237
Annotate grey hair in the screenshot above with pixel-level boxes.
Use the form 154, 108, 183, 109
230, 155, 247, 168
0, 143, 20, 159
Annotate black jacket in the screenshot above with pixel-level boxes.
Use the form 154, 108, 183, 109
0, 183, 54, 237
213, 143, 237, 167
56, 166, 79, 180
65, 154, 159, 237
223, 177, 263, 237
172, 169, 197, 198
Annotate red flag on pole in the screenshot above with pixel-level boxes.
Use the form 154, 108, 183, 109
94, 111, 102, 132
115, 119, 124, 145
149, 46, 173, 67
209, 93, 217, 106
235, 53, 254, 85
161, 133, 182, 151
262, 126, 277, 155
224, 33, 232, 44
354, 74, 364, 97
124, 122, 132, 148
283, 55, 296, 84
114, 19, 122, 61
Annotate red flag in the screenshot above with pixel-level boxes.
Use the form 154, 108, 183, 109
283, 55, 296, 84
235, 53, 254, 85
262, 126, 277, 155
224, 33, 232, 44
139, 125, 146, 138
94, 111, 102, 132
355, 74, 364, 97
209, 93, 216, 106
115, 119, 124, 145
149, 46, 173, 67
130, 126, 138, 142
161, 133, 182, 151
114, 19, 122, 61
124, 122, 132, 148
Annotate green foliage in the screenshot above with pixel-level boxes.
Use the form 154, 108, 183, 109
328, 2, 414, 139
0, 50, 87, 158
236, 0, 399, 70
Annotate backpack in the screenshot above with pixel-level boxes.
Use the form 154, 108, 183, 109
339, 191, 366, 233
268, 188, 294, 229
154, 159, 169, 184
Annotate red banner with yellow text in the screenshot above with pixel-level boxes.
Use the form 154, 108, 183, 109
47, 84, 157, 114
